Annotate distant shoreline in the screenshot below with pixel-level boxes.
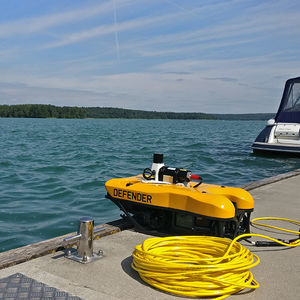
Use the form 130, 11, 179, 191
0, 104, 274, 120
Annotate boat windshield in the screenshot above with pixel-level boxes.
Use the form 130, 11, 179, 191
275, 77, 300, 123
283, 82, 300, 112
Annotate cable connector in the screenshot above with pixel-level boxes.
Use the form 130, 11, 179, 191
255, 240, 286, 247
255, 237, 300, 247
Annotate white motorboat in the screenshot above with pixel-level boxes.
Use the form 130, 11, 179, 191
252, 77, 300, 155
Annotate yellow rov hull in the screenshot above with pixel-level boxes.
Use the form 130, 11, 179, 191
106, 175, 253, 220
105, 175, 254, 237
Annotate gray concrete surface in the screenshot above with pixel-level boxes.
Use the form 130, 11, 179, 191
0, 174, 299, 299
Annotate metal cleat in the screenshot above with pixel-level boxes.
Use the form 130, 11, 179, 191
64, 217, 104, 264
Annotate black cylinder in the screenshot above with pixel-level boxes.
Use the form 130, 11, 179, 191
153, 153, 164, 163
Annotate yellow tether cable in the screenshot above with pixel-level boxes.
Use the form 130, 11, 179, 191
251, 216, 300, 234
132, 217, 300, 299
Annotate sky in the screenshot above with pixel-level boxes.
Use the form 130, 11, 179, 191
0, 0, 300, 113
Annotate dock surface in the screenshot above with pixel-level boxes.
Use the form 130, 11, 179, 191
0, 171, 299, 299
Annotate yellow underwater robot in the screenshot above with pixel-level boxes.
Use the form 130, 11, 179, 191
105, 154, 254, 238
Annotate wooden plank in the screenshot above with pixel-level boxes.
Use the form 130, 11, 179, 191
241, 169, 300, 191
0, 218, 132, 270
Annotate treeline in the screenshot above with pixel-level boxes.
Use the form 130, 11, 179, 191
0, 104, 86, 119
0, 104, 274, 120
84, 107, 216, 119
0, 104, 215, 119
214, 113, 275, 120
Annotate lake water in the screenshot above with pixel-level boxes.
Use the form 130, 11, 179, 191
0, 118, 299, 252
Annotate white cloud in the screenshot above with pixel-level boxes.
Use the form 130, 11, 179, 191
0, 0, 134, 37
1, 54, 298, 113
41, 8, 192, 49
0, 82, 110, 107
119, 6, 300, 59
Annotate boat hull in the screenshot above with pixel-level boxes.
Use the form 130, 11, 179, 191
252, 77, 300, 155
252, 122, 300, 156
252, 141, 300, 156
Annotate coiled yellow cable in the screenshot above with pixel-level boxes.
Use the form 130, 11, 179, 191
132, 217, 300, 299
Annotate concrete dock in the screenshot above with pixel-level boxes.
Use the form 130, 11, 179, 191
0, 170, 299, 299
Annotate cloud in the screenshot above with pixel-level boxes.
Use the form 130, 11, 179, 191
41, 8, 191, 49
204, 77, 238, 83
0, 0, 134, 37
40, 0, 262, 50
1, 49, 299, 114
0, 82, 111, 107
119, 4, 300, 59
